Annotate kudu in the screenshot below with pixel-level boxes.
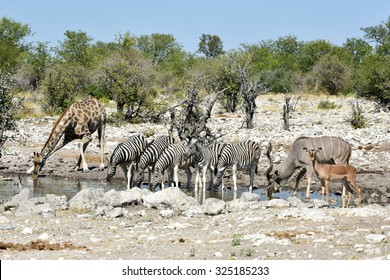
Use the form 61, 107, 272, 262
266, 136, 351, 201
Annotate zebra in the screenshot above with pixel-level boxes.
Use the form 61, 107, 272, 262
184, 138, 225, 193
212, 140, 263, 193
152, 141, 194, 189
106, 134, 147, 190
132, 135, 175, 188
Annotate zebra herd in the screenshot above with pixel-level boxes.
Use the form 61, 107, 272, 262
106, 134, 271, 194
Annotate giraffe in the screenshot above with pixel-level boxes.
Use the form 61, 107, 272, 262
27, 96, 106, 178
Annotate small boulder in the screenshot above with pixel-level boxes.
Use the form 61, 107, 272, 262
203, 198, 225, 215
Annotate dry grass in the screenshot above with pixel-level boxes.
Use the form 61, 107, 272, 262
0, 240, 89, 251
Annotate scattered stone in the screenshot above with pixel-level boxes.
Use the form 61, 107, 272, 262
102, 187, 151, 207
310, 199, 329, 208
265, 199, 290, 208
239, 192, 260, 202
202, 198, 225, 215
366, 234, 386, 244
15, 200, 36, 216
287, 197, 307, 208
33, 203, 55, 218
38, 233, 49, 241
69, 188, 105, 210
22, 227, 33, 235
143, 187, 200, 213
45, 194, 68, 210
160, 209, 174, 218
4, 188, 31, 210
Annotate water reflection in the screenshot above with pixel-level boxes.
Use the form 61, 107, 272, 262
0, 175, 343, 207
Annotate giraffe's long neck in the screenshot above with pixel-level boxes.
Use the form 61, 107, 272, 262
40, 110, 72, 160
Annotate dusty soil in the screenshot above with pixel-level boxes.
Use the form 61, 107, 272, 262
0, 94, 389, 260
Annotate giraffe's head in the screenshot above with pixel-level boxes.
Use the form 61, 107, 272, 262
32, 152, 45, 178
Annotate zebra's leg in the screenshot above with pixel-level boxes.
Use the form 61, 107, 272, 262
249, 164, 256, 192
120, 164, 129, 183
97, 120, 106, 171
194, 167, 199, 192
126, 163, 134, 190
173, 165, 179, 188
232, 164, 238, 192
185, 166, 192, 190
202, 165, 208, 194
147, 166, 152, 189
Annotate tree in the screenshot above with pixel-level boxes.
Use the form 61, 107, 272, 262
361, 16, 390, 55
41, 62, 93, 113
352, 54, 390, 109
343, 38, 373, 63
0, 72, 16, 157
300, 40, 333, 71
198, 34, 224, 58
227, 52, 268, 129
101, 49, 156, 120
15, 41, 52, 90
236, 62, 268, 129
310, 54, 351, 95
137, 33, 182, 65
56, 30, 93, 66
0, 16, 31, 73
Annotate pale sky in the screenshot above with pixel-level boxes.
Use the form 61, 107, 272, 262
2, 0, 390, 52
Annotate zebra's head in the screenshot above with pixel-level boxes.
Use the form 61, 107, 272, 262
184, 138, 197, 159
212, 167, 226, 187
152, 167, 163, 186
106, 163, 116, 181
133, 167, 144, 186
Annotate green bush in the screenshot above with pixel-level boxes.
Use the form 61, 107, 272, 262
352, 55, 390, 109
348, 101, 367, 129
0, 72, 17, 155
318, 100, 338, 110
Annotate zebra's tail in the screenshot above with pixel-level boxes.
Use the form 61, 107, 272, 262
265, 142, 273, 180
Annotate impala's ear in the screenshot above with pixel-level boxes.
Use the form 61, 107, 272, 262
317, 147, 323, 152
303, 147, 308, 152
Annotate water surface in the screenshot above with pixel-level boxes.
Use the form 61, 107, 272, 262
0, 175, 343, 207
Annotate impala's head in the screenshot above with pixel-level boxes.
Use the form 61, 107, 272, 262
303, 147, 322, 161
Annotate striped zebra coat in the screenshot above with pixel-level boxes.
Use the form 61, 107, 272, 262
133, 135, 175, 188
184, 138, 225, 193
152, 141, 194, 189
213, 140, 262, 192
106, 134, 147, 190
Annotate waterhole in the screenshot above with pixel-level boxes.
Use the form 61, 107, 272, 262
0, 175, 345, 207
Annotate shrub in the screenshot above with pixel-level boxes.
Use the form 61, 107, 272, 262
348, 101, 367, 129
318, 100, 338, 110
352, 55, 390, 110
0, 72, 17, 156
310, 55, 351, 95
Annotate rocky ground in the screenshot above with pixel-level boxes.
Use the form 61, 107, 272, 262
0, 93, 389, 260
